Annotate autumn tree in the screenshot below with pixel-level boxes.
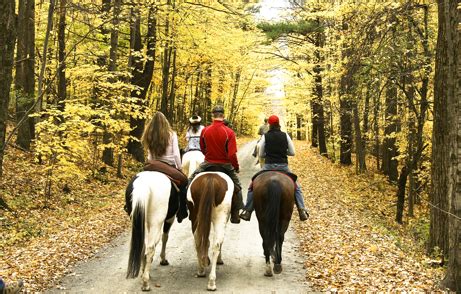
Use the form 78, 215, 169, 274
0, 0, 16, 176
431, 0, 461, 290
15, 0, 35, 150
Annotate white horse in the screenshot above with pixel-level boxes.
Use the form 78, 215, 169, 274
187, 172, 234, 291
126, 171, 177, 291
255, 141, 265, 168
182, 150, 205, 177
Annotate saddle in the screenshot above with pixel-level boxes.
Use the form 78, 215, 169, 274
143, 160, 188, 186
249, 170, 297, 191
185, 148, 202, 153
201, 165, 241, 194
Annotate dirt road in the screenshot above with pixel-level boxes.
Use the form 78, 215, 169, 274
47, 142, 310, 293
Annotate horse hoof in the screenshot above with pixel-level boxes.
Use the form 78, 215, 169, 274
207, 285, 217, 291
217, 259, 224, 265
160, 259, 169, 266
264, 271, 273, 277
196, 272, 206, 278
141, 285, 151, 292
273, 264, 282, 274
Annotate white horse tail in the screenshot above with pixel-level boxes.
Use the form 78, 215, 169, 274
126, 177, 149, 279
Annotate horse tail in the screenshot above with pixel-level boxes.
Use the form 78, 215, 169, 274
196, 176, 216, 265
126, 181, 147, 279
263, 179, 282, 262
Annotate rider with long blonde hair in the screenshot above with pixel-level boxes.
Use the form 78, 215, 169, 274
141, 111, 188, 222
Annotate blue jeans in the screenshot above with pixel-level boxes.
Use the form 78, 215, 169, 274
243, 163, 306, 211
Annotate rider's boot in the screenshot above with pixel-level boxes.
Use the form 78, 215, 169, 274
230, 190, 242, 224
176, 185, 188, 223
230, 206, 240, 224
239, 209, 252, 221
297, 207, 309, 221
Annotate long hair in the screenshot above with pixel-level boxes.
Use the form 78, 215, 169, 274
141, 111, 172, 158
190, 123, 200, 134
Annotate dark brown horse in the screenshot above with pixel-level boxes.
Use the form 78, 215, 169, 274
253, 171, 295, 277
187, 171, 234, 291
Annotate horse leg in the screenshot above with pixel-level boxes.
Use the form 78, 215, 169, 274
194, 231, 207, 278
217, 243, 224, 265
273, 223, 289, 274
207, 221, 225, 291
263, 240, 273, 277
160, 217, 174, 266
141, 225, 162, 291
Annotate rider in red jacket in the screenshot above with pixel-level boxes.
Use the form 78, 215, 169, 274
188, 105, 243, 223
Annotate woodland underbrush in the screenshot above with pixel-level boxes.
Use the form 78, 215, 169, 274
0, 145, 136, 291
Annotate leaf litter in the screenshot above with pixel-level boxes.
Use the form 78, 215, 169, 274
290, 142, 445, 292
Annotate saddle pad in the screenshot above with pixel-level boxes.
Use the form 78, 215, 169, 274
249, 170, 297, 191
251, 169, 297, 182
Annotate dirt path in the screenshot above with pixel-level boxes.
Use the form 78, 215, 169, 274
46, 142, 310, 293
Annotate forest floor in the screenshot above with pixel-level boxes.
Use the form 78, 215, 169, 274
291, 141, 445, 291
0, 138, 445, 292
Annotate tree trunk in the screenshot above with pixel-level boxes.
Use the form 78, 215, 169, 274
429, 0, 457, 261
36, 0, 55, 117
339, 98, 352, 165
168, 48, 177, 122
102, 0, 121, 166
353, 102, 366, 173
57, 0, 66, 112
339, 20, 353, 165
127, 6, 157, 163
229, 69, 241, 125
313, 27, 328, 155
438, 0, 461, 290
311, 101, 318, 147
0, 0, 16, 175
382, 83, 399, 181
15, 0, 35, 149
372, 82, 380, 170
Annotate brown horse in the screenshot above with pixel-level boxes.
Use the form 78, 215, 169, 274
187, 172, 234, 291
253, 171, 295, 277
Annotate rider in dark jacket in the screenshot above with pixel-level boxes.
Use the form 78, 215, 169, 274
240, 115, 309, 221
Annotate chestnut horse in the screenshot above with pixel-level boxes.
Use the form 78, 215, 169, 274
187, 172, 234, 291
253, 171, 295, 277
125, 171, 177, 291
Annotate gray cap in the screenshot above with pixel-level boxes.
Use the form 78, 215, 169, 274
212, 105, 224, 114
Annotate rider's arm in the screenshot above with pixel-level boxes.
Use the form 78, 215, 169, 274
258, 135, 266, 158
200, 128, 207, 153
286, 133, 295, 156
227, 131, 240, 171
172, 132, 182, 169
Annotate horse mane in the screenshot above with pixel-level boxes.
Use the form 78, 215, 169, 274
194, 174, 226, 264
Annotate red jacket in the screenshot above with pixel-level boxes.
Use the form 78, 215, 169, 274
200, 120, 239, 171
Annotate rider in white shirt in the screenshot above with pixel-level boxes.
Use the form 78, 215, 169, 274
185, 115, 204, 152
